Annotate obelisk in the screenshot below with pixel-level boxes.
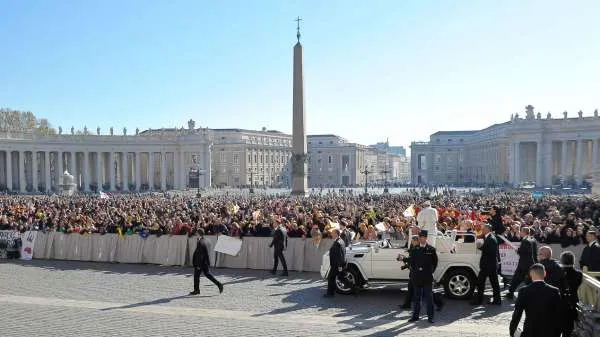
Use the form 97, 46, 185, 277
291, 16, 308, 196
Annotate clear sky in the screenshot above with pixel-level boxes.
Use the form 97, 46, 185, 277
1, 1, 599, 152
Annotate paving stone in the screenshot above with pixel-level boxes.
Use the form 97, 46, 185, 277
0, 260, 513, 336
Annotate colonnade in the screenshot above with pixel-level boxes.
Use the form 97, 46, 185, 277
510, 138, 600, 187
0, 149, 201, 192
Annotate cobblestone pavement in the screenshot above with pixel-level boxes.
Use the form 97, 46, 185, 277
0, 260, 515, 336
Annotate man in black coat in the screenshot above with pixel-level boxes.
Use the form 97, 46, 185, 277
538, 246, 567, 295
408, 230, 438, 323
399, 235, 444, 311
580, 230, 600, 272
507, 227, 538, 299
324, 228, 351, 297
560, 251, 583, 337
190, 229, 223, 295
471, 224, 501, 305
509, 263, 562, 337
269, 221, 288, 276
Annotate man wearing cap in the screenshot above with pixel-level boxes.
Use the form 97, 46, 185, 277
580, 230, 600, 272
408, 229, 438, 323
416, 201, 438, 247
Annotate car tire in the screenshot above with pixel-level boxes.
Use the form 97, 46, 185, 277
443, 268, 475, 300
335, 267, 359, 295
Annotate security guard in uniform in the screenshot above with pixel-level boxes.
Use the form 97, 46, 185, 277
408, 230, 438, 323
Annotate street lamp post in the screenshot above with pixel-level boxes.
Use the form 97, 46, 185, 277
360, 165, 371, 195
381, 167, 391, 194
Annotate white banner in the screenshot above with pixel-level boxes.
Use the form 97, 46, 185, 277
498, 239, 520, 276
20, 231, 37, 260
214, 235, 243, 256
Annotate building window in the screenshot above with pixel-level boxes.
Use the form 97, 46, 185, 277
220, 152, 226, 162
328, 156, 332, 164
248, 154, 251, 163
233, 154, 239, 165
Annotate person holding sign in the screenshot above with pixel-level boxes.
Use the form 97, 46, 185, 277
190, 229, 223, 295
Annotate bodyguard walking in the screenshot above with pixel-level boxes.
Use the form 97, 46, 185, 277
506, 227, 538, 299
471, 224, 501, 305
190, 229, 224, 295
269, 220, 289, 276
408, 230, 438, 323
580, 230, 600, 272
509, 264, 562, 337
324, 228, 352, 297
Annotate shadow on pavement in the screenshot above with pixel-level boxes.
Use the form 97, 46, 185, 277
257, 285, 513, 335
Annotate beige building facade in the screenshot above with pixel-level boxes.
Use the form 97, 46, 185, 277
307, 135, 367, 187
211, 128, 293, 188
0, 120, 211, 192
411, 105, 600, 187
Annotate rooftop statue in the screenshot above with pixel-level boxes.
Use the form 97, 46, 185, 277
84, 126, 88, 134
97, 127, 100, 135
536, 112, 541, 120
71, 126, 74, 135
123, 127, 127, 135
595, 109, 599, 118
136, 127, 140, 135
188, 119, 195, 130
564, 111, 568, 119
578, 110, 583, 119
547, 112, 551, 119
110, 127, 114, 136
58, 126, 62, 135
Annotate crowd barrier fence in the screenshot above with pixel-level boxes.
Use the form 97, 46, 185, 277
29, 232, 589, 273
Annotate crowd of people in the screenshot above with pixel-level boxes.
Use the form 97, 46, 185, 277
0, 190, 599, 248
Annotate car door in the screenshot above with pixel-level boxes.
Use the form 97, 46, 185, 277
370, 244, 411, 280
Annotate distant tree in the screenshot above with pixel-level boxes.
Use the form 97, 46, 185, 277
0, 108, 57, 134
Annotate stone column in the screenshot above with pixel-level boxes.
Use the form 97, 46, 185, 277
109, 152, 116, 191
179, 150, 185, 189
561, 140, 569, 180
83, 151, 90, 192
161, 152, 167, 191
173, 151, 180, 190
95, 152, 102, 191
6, 151, 12, 191
32, 151, 38, 193
593, 139, 599, 173
576, 139, 584, 185
57, 151, 63, 190
535, 141, 543, 186
122, 152, 129, 192
514, 142, 520, 187
19, 151, 26, 192
148, 152, 155, 190
44, 151, 51, 192
135, 152, 141, 191
69, 151, 76, 175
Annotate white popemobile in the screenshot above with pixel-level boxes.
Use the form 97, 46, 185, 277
320, 231, 511, 299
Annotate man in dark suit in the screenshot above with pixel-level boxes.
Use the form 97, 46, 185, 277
269, 221, 288, 276
471, 224, 501, 305
509, 263, 562, 337
560, 251, 583, 337
324, 228, 351, 297
408, 230, 438, 323
190, 229, 223, 295
580, 230, 600, 272
507, 227, 538, 299
538, 246, 567, 295
339, 220, 352, 248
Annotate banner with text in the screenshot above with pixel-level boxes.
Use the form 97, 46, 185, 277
498, 237, 520, 276
20, 231, 37, 260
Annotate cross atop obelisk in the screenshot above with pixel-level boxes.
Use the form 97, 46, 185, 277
295, 16, 302, 42
290, 17, 308, 196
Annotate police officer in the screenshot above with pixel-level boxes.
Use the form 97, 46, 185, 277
408, 230, 438, 323
399, 235, 444, 311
